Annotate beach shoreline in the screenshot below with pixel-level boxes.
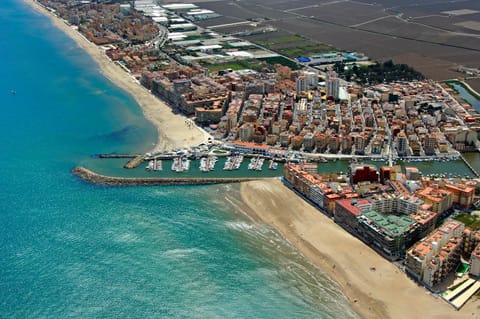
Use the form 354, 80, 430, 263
24, 0, 211, 153
240, 179, 480, 319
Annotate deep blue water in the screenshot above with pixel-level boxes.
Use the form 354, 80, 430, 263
0, 1, 359, 318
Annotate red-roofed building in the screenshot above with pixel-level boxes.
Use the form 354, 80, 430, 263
334, 198, 371, 232
416, 187, 453, 215
444, 183, 475, 208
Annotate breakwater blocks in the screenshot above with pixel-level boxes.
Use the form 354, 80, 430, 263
72, 166, 265, 186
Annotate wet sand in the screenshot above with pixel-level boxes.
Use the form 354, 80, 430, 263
24, 0, 211, 153
240, 179, 480, 319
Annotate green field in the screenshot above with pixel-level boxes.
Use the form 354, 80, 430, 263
203, 60, 265, 73
253, 35, 334, 58
277, 44, 334, 58
454, 212, 480, 230
254, 35, 306, 47
258, 56, 301, 70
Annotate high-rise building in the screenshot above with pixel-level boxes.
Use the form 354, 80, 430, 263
470, 244, 480, 276
295, 76, 307, 93
396, 131, 408, 156
326, 70, 339, 99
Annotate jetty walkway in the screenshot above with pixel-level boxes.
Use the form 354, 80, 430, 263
459, 154, 480, 177
72, 166, 268, 186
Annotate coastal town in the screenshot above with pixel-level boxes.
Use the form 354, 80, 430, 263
36, 0, 480, 314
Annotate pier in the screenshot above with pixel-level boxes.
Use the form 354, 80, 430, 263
72, 166, 268, 186
97, 154, 140, 159
459, 154, 480, 177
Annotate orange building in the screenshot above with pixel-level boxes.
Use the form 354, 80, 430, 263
444, 183, 475, 208
416, 187, 453, 215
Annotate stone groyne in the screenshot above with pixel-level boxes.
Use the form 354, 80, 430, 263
72, 166, 265, 186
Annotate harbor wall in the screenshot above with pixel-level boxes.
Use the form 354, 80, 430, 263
72, 166, 267, 186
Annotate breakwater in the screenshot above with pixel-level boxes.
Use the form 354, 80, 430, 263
72, 166, 267, 186
123, 155, 144, 169
97, 154, 140, 159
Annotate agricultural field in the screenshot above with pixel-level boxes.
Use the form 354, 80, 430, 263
294, 2, 389, 27
188, 0, 479, 80
195, 16, 243, 28
466, 79, 480, 95
201, 59, 266, 73
249, 34, 334, 58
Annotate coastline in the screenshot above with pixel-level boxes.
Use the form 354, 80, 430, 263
240, 179, 480, 319
24, 0, 211, 153
21, 1, 480, 317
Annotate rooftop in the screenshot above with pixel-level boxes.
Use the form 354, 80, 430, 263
360, 210, 416, 238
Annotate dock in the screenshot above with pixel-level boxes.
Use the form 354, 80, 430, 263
459, 154, 480, 177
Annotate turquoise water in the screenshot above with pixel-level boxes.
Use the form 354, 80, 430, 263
449, 82, 480, 111
0, 1, 359, 318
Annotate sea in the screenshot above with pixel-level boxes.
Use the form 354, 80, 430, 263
0, 1, 360, 318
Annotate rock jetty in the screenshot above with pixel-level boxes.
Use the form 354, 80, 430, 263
72, 166, 265, 186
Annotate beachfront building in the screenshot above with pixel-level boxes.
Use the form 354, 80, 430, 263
357, 210, 417, 259
470, 244, 480, 277
334, 198, 371, 232
405, 220, 465, 285
422, 236, 463, 288
463, 228, 480, 259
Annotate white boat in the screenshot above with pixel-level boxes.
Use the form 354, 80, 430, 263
248, 158, 255, 170
223, 156, 233, 170
200, 157, 208, 172
146, 160, 154, 171
171, 158, 179, 171
256, 158, 264, 171
233, 155, 244, 170
208, 156, 218, 171
269, 160, 278, 170
182, 157, 190, 171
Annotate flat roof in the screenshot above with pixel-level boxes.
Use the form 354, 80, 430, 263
360, 210, 415, 237
162, 3, 198, 10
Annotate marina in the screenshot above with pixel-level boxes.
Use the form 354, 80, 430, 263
223, 155, 244, 171
87, 152, 477, 181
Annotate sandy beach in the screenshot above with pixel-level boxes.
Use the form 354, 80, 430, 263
24, 0, 211, 153
241, 179, 480, 319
